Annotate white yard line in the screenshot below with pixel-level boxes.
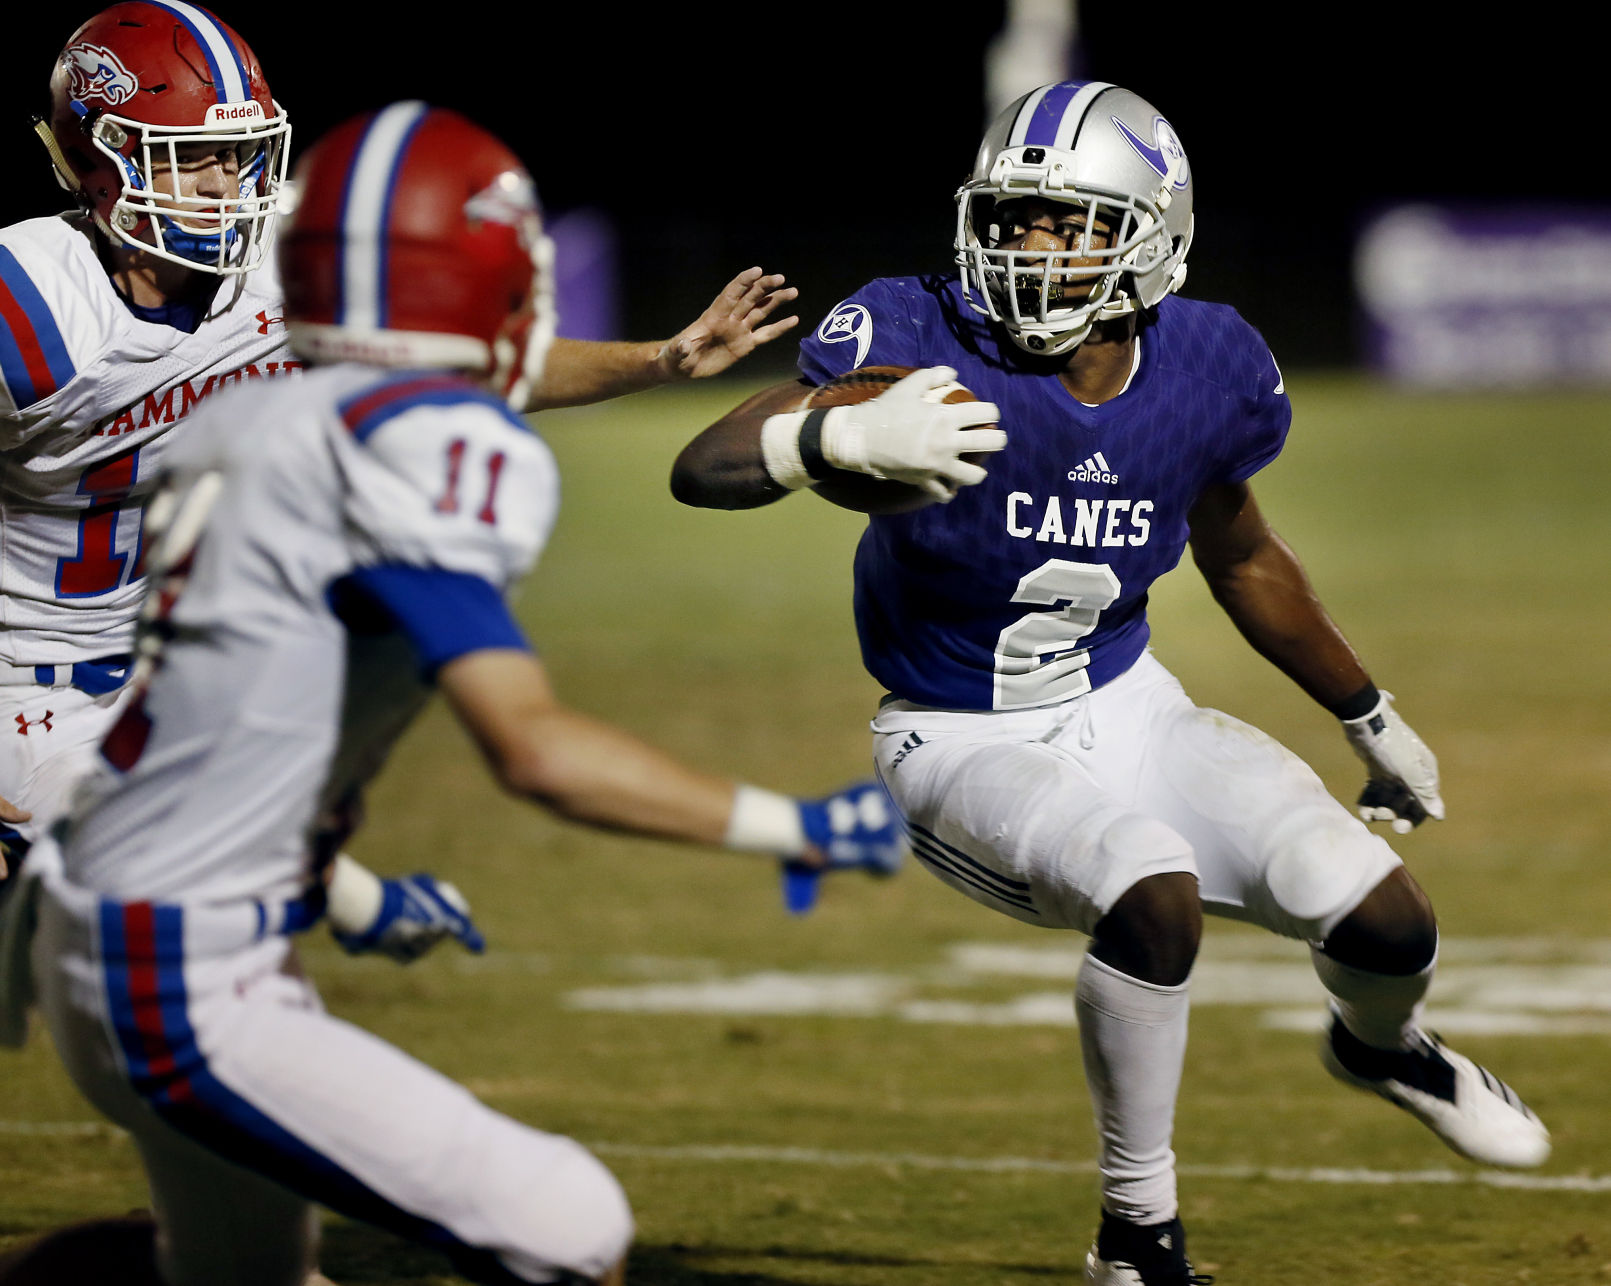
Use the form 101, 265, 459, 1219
588, 1141, 1611, 1192
11, 1122, 1603, 1191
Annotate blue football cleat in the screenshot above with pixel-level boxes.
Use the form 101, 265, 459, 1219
786, 780, 905, 914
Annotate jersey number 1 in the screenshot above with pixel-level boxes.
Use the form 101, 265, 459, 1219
993, 558, 1121, 709
57, 451, 142, 598
436, 438, 506, 524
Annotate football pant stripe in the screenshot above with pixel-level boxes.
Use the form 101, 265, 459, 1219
906, 821, 1033, 891
909, 841, 1040, 915
98, 899, 544, 1286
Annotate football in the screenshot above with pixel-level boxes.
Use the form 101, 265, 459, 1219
803, 365, 983, 515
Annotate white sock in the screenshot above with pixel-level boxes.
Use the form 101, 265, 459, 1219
1075, 953, 1189, 1225
1310, 944, 1436, 1050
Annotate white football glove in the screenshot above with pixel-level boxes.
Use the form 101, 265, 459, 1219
819, 366, 1005, 501
1340, 692, 1444, 833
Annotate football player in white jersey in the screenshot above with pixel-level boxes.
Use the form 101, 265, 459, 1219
670, 80, 1551, 1286
0, 3, 804, 956
0, 101, 900, 1286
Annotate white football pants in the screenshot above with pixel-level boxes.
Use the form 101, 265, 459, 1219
0, 682, 131, 845
872, 649, 1401, 942
29, 853, 632, 1286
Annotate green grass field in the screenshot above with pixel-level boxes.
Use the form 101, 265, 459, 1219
4, 374, 1609, 1284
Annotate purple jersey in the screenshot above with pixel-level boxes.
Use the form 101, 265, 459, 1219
798, 275, 1289, 711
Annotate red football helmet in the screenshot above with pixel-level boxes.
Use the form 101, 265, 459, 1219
39, 1, 291, 274
279, 102, 555, 409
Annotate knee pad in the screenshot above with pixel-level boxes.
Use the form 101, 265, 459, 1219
1099, 813, 1196, 891
1263, 808, 1398, 938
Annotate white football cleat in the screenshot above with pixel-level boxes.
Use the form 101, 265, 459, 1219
1321, 1012, 1550, 1169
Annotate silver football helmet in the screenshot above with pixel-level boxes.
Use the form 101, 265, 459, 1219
955, 81, 1195, 357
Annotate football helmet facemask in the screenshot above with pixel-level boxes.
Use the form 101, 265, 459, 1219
278, 102, 556, 410
955, 81, 1194, 357
40, 1, 291, 275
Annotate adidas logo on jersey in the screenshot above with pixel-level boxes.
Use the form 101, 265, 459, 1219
1067, 452, 1118, 485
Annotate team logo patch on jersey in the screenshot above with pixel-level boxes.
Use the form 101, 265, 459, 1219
1112, 115, 1190, 191
817, 303, 873, 368
1067, 452, 1118, 485
63, 43, 138, 107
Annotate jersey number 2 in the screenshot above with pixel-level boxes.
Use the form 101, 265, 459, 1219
992, 558, 1121, 709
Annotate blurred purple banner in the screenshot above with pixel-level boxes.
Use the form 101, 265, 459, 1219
1355, 205, 1611, 387
549, 208, 618, 341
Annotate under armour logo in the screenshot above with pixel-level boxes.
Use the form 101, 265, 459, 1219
15, 711, 54, 735
256, 310, 285, 335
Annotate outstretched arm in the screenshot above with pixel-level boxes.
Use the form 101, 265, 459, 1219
524, 267, 798, 411
1189, 480, 1443, 830
436, 648, 904, 913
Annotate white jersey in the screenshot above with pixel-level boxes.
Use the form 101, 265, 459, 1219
0, 212, 300, 666
57, 362, 559, 904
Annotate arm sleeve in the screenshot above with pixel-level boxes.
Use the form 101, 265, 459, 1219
338, 564, 531, 678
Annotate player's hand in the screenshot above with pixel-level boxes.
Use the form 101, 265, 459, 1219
0, 793, 33, 880
655, 267, 800, 380
820, 366, 1006, 501
1340, 692, 1444, 833
782, 780, 905, 914
330, 873, 487, 962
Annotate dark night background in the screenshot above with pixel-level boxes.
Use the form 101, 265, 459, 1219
3, 4, 1603, 372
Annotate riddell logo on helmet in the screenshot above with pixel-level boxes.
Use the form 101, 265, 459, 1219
205, 102, 265, 125
64, 44, 138, 107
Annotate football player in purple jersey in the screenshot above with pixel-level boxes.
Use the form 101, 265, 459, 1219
671, 80, 1549, 1285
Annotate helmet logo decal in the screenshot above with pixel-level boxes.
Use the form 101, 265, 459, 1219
63, 43, 138, 107
465, 172, 542, 250
817, 303, 872, 367
1112, 115, 1190, 190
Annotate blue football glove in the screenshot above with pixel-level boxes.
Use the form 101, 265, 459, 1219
784, 780, 905, 915
331, 873, 487, 962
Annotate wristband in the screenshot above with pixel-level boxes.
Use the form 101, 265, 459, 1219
722, 784, 807, 856
1328, 682, 1382, 722
758, 409, 833, 490
324, 852, 384, 933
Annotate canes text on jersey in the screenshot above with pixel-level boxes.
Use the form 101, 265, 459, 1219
93, 361, 307, 437
1005, 492, 1153, 547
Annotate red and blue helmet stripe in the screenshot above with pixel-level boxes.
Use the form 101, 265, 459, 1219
328, 100, 430, 332
142, 0, 255, 104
